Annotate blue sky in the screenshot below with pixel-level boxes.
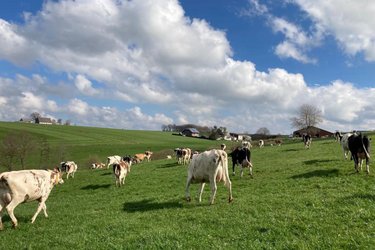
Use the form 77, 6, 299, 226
0, 0, 374, 134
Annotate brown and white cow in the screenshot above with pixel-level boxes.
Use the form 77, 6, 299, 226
113, 160, 131, 187
185, 149, 233, 204
106, 155, 122, 169
60, 161, 78, 179
91, 162, 105, 169
134, 153, 146, 163
144, 151, 153, 162
0, 168, 64, 229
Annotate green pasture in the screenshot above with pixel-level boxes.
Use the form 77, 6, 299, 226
0, 122, 374, 249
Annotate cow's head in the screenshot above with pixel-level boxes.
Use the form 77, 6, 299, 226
51, 168, 64, 185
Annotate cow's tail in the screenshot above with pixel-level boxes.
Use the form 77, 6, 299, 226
113, 164, 120, 176
217, 150, 229, 186
362, 136, 371, 159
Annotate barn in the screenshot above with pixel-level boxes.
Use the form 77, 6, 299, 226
293, 126, 333, 138
35, 117, 53, 125
181, 128, 200, 137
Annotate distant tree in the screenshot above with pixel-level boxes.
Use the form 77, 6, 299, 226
30, 112, 41, 122
57, 118, 63, 125
256, 127, 271, 135
291, 104, 323, 132
0, 133, 19, 170
209, 126, 227, 140
39, 137, 50, 168
16, 132, 36, 169
65, 120, 71, 126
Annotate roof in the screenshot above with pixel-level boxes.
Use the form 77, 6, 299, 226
183, 128, 199, 133
293, 126, 333, 135
37, 117, 53, 123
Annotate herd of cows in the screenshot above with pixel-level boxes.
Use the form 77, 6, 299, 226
0, 131, 371, 230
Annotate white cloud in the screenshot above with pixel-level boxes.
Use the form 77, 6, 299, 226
0, 0, 374, 134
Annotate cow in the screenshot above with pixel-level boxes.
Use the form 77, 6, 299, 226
91, 162, 105, 169
134, 153, 146, 163
335, 131, 343, 142
113, 160, 131, 187
275, 139, 282, 146
220, 144, 226, 150
348, 133, 371, 174
106, 155, 121, 169
60, 161, 78, 179
340, 133, 354, 160
258, 140, 264, 148
144, 151, 153, 162
302, 134, 312, 149
242, 141, 252, 149
185, 149, 233, 204
229, 147, 253, 177
174, 148, 191, 165
0, 168, 64, 229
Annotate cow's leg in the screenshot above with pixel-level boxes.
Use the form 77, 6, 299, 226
240, 167, 244, 178
185, 175, 192, 202
0, 201, 4, 230
249, 165, 253, 177
232, 162, 235, 175
209, 178, 217, 205
6, 199, 22, 228
31, 199, 47, 223
198, 183, 205, 203
366, 158, 370, 174
42, 203, 48, 218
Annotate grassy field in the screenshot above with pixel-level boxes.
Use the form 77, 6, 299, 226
0, 122, 374, 249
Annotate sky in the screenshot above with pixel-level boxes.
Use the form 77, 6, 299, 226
0, 0, 374, 134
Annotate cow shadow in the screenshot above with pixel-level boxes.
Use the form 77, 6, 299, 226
303, 159, 336, 165
343, 193, 375, 201
159, 162, 179, 168
290, 169, 340, 179
101, 172, 112, 176
123, 199, 182, 213
282, 149, 302, 152
81, 184, 111, 190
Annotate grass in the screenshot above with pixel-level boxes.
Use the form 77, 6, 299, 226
0, 122, 374, 249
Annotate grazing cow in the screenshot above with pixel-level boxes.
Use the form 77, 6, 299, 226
106, 155, 122, 169
91, 162, 105, 169
275, 139, 282, 146
340, 133, 354, 160
258, 140, 264, 148
0, 168, 64, 229
144, 151, 153, 162
348, 133, 371, 174
229, 147, 252, 177
60, 161, 78, 179
185, 149, 233, 204
302, 134, 312, 149
134, 153, 147, 163
113, 160, 131, 187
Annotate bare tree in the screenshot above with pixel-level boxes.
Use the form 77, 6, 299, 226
291, 104, 323, 132
30, 112, 41, 122
256, 127, 271, 135
17, 132, 36, 169
39, 137, 50, 168
0, 133, 19, 171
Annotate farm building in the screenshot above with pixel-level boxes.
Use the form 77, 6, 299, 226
19, 118, 33, 123
181, 128, 200, 137
229, 133, 251, 141
35, 117, 53, 125
293, 126, 333, 138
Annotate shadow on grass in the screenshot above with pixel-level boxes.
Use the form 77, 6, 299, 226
159, 162, 179, 168
123, 199, 182, 213
291, 169, 340, 179
345, 193, 375, 201
282, 148, 302, 152
81, 184, 111, 190
101, 172, 112, 176
303, 159, 336, 165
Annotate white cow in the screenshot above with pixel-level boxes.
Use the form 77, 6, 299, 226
258, 140, 264, 148
0, 168, 64, 229
106, 155, 122, 169
185, 149, 233, 204
61, 161, 78, 179
341, 133, 354, 159
113, 160, 131, 187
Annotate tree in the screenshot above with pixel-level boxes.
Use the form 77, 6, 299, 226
0, 133, 19, 170
16, 132, 36, 169
30, 112, 41, 122
291, 104, 323, 132
256, 127, 270, 135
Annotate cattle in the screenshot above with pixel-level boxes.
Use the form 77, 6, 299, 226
174, 148, 191, 165
220, 144, 226, 150
348, 133, 371, 174
106, 155, 122, 169
134, 153, 147, 163
335, 131, 343, 142
113, 160, 131, 187
302, 134, 312, 149
91, 162, 105, 169
185, 149, 233, 204
60, 161, 78, 179
242, 141, 252, 149
258, 140, 264, 148
275, 139, 282, 146
229, 146, 253, 177
144, 151, 153, 162
0, 168, 64, 229
340, 133, 354, 159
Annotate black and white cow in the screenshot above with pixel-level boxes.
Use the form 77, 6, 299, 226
229, 146, 253, 177
302, 134, 312, 149
348, 133, 371, 174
